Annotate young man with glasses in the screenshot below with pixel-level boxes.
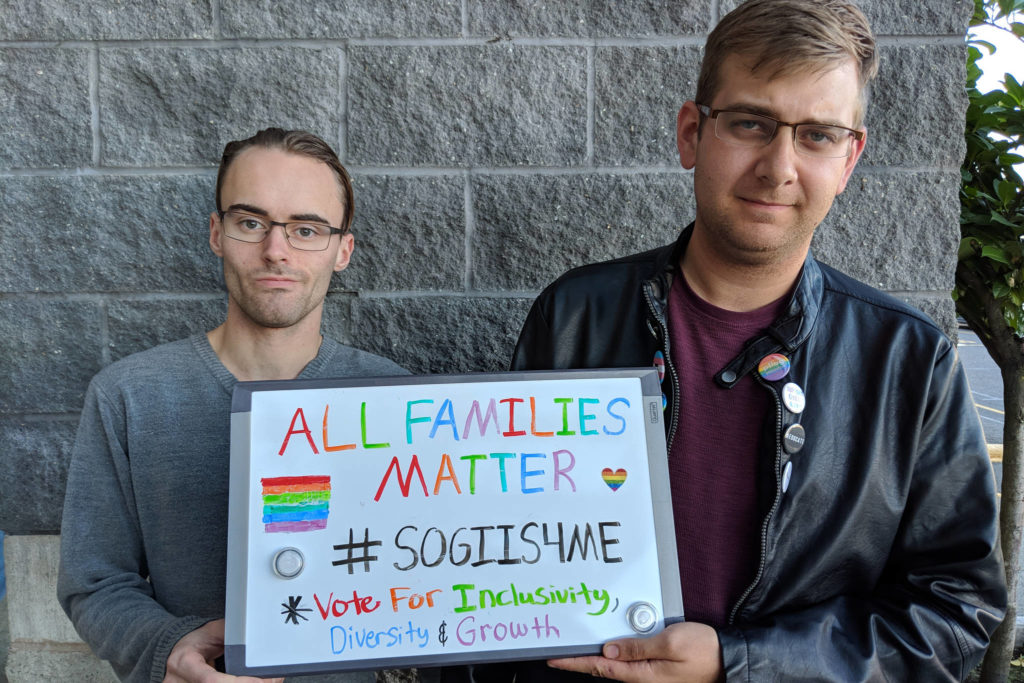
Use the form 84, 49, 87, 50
57, 129, 405, 683
469, 0, 1007, 681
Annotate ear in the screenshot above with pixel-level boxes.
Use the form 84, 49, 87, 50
677, 101, 702, 170
835, 130, 867, 195
333, 233, 354, 272
209, 212, 224, 257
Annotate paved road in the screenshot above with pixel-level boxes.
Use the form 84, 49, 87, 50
958, 328, 1004, 444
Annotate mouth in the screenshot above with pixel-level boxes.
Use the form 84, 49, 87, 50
741, 197, 794, 210
255, 275, 299, 288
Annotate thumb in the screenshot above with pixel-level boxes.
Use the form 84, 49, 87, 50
603, 635, 657, 662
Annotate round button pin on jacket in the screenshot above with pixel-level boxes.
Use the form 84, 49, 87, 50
758, 354, 791, 381
783, 424, 806, 454
782, 382, 806, 414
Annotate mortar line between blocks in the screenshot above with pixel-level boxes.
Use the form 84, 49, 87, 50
99, 297, 111, 366
90, 47, 100, 166
461, 0, 469, 38
464, 171, 475, 291
339, 48, 348, 162
211, 0, 223, 37
586, 46, 595, 165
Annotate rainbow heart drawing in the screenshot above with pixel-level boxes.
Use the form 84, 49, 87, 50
601, 468, 627, 491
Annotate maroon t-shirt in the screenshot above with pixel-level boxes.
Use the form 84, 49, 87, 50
667, 271, 788, 626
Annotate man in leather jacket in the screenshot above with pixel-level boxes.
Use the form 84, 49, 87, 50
456, 0, 1007, 680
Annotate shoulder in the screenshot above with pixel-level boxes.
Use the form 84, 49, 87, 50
319, 340, 410, 377
815, 261, 952, 351
90, 337, 202, 390
535, 244, 670, 307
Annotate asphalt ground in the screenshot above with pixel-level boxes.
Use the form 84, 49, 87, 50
958, 328, 1005, 445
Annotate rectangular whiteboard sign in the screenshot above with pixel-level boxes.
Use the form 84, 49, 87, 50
225, 369, 682, 676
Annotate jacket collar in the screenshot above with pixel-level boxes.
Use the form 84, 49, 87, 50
650, 223, 823, 388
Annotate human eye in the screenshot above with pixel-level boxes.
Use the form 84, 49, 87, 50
798, 125, 843, 149
724, 113, 773, 139
231, 214, 268, 233
289, 223, 330, 242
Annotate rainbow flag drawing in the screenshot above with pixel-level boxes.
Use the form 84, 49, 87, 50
261, 475, 331, 533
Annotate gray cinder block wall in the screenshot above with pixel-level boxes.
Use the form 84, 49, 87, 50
0, 0, 971, 680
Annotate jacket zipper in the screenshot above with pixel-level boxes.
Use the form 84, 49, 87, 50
728, 375, 784, 624
642, 281, 681, 450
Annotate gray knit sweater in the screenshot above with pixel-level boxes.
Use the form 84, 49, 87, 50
57, 334, 407, 682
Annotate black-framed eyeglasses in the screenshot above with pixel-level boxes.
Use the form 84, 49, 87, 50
217, 210, 347, 252
696, 104, 864, 158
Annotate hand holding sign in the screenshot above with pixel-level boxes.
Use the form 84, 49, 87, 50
165, 620, 283, 683
547, 621, 722, 683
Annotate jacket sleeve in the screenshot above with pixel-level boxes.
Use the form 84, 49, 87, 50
511, 296, 556, 371
57, 378, 214, 683
719, 345, 1006, 681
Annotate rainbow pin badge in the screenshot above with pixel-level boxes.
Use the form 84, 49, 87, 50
758, 353, 791, 382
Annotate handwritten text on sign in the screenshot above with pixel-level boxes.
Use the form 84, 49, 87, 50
237, 376, 668, 670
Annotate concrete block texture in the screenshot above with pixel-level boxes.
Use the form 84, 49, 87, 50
344, 175, 466, 292
348, 46, 587, 166
106, 298, 227, 363
5, 644, 116, 683
0, 175, 221, 294
99, 48, 341, 167
471, 172, 694, 291
0, 300, 104, 415
4, 536, 78, 643
814, 171, 961, 291
350, 297, 534, 374
718, 0, 972, 35
220, 0, 460, 38
0, 420, 77, 535
862, 45, 968, 168
0, 0, 213, 40
594, 47, 702, 166
0, 49, 91, 169
466, 0, 711, 37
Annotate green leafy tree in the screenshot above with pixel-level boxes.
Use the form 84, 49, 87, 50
955, 0, 1024, 679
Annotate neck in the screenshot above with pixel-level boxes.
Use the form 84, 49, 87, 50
207, 308, 325, 381
681, 226, 805, 312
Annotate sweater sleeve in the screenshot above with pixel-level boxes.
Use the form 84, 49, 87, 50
718, 347, 1006, 681
57, 377, 215, 683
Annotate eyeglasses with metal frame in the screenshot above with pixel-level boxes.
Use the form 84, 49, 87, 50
217, 210, 347, 252
696, 104, 864, 158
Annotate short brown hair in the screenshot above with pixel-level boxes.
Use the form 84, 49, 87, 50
215, 128, 355, 233
697, 0, 878, 126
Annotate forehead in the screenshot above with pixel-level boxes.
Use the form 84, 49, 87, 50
220, 147, 344, 218
711, 54, 862, 126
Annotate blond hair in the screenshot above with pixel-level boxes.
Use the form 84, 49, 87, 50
697, 0, 878, 125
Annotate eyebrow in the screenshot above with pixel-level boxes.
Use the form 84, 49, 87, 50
718, 103, 848, 128
226, 203, 333, 225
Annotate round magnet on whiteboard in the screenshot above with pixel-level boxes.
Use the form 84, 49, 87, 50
782, 460, 793, 493
626, 602, 658, 633
781, 382, 805, 414
758, 354, 790, 381
272, 547, 305, 579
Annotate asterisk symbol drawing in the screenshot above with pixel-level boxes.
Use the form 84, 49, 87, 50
281, 595, 312, 625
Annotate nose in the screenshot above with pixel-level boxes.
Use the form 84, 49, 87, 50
261, 223, 292, 262
754, 126, 799, 186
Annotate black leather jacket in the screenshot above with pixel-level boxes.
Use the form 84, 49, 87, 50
499, 226, 1006, 681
